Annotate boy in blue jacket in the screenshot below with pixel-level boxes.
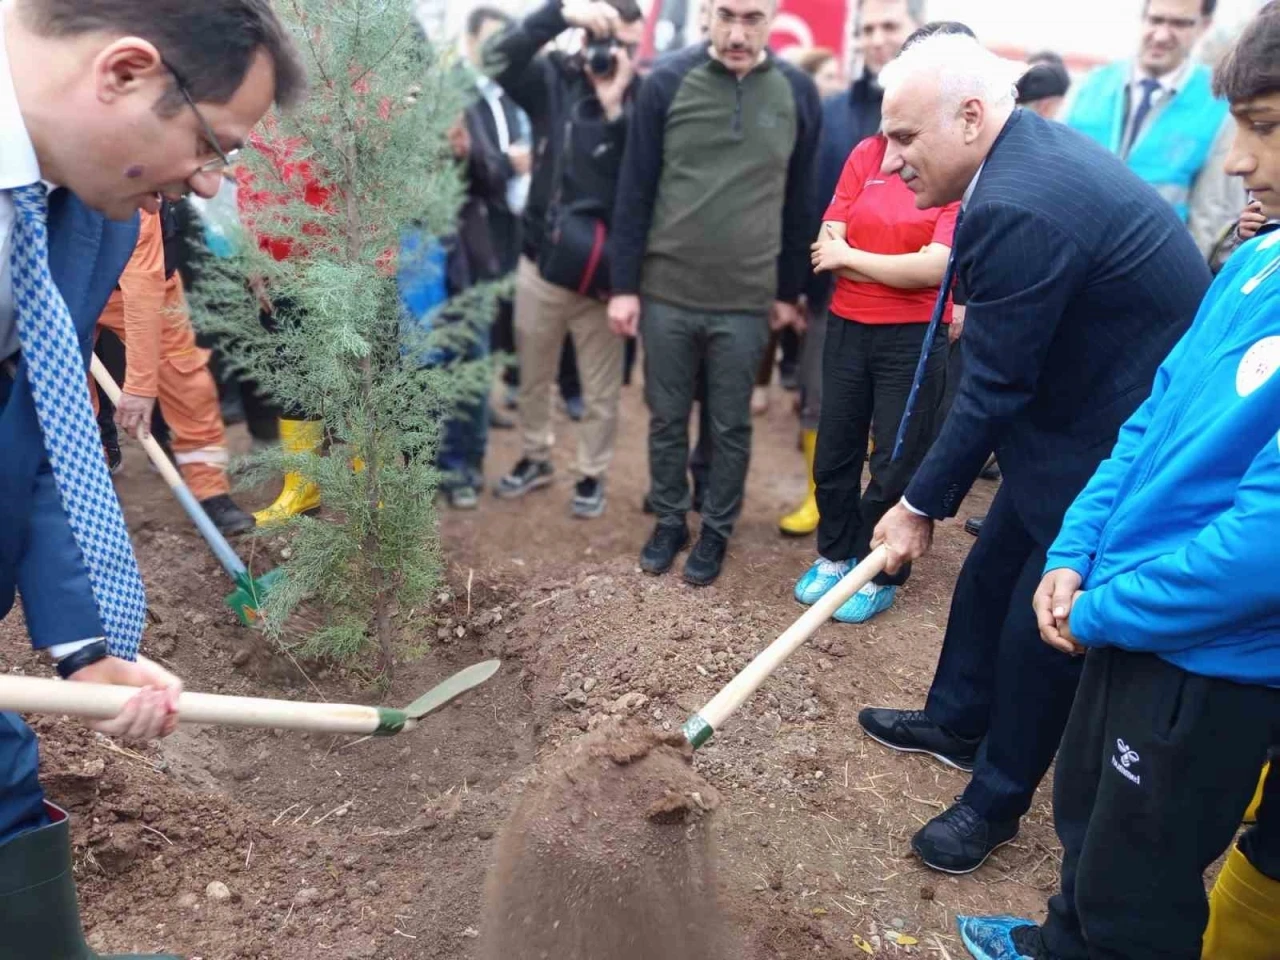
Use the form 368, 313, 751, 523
960, 8, 1280, 959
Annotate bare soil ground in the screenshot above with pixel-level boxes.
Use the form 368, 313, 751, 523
0, 380, 1061, 960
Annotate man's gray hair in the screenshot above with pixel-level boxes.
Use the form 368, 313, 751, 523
857, 0, 927, 21
879, 32, 1023, 111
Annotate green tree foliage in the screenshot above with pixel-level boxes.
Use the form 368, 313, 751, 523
192, 0, 493, 678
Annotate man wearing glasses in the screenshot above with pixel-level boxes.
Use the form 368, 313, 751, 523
1061, 0, 1243, 255
610, 0, 820, 586
0, 0, 303, 953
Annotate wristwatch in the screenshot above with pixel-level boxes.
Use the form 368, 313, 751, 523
55, 639, 109, 679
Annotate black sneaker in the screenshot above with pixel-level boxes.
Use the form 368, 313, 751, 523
857, 708, 980, 772
200, 494, 256, 537
103, 437, 123, 476
494, 458, 553, 499
640, 522, 689, 575
1011, 925, 1050, 959
572, 477, 605, 519
911, 799, 1019, 874
683, 529, 727, 586
964, 516, 985, 537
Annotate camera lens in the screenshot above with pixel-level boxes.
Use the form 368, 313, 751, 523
585, 40, 617, 77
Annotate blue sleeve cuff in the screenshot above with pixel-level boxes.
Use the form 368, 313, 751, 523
1043, 553, 1092, 583
1068, 590, 1103, 647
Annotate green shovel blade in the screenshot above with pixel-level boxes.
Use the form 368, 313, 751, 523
226, 567, 286, 627
401, 659, 502, 720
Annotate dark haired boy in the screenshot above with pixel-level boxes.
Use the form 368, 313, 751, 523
959, 7, 1280, 959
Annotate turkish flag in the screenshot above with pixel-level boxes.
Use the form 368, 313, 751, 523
770, 0, 849, 59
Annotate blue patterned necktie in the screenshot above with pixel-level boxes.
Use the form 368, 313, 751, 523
892, 212, 961, 461
10, 183, 145, 660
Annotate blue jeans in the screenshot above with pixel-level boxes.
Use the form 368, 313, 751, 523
438, 368, 490, 490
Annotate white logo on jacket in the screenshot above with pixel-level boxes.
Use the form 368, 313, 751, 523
1236, 336, 1280, 397
1111, 738, 1141, 785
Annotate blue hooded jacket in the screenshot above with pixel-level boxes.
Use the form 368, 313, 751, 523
1047, 230, 1280, 687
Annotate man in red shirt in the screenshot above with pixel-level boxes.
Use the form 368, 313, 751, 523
796, 130, 959, 623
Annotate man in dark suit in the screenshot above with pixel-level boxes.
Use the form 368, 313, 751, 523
0, 0, 302, 952
857, 32, 1211, 874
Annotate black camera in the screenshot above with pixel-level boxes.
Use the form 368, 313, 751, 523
584, 38, 620, 78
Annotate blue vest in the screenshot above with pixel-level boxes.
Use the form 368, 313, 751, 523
1064, 61, 1227, 221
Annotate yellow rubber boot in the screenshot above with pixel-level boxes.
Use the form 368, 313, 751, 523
1245, 762, 1269, 824
1203, 844, 1280, 959
253, 419, 322, 525
780, 429, 820, 536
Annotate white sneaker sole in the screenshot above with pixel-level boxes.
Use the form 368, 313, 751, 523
913, 830, 1019, 876
494, 472, 553, 500
572, 498, 605, 519
859, 727, 976, 773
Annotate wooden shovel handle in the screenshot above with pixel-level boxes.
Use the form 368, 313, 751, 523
686, 547, 888, 746
0, 675, 407, 736
89, 355, 187, 491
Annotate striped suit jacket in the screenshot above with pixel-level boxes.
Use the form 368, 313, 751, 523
907, 109, 1211, 545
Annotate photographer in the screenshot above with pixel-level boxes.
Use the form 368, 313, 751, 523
483, 0, 644, 519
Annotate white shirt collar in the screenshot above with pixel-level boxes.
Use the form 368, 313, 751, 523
0, 9, 41, 191
962, 162, 984, 210
1132, 58, 1193, 97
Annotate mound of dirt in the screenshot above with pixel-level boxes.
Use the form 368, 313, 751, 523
480, 720, 729, 960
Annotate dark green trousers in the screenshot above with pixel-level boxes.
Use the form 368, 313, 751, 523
641, 298, 770, 540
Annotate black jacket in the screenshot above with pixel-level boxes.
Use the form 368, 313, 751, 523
482, 0, 638, 260
467, 83, 526, 274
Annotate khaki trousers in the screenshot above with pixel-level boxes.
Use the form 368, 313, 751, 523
514, 256, 622, 478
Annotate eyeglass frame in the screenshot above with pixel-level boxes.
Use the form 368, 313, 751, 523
160, 58, 241, 175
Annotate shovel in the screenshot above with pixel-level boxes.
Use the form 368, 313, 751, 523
0, 658, 501, 736
681, 546, 888, 748
90, 355, 280, 626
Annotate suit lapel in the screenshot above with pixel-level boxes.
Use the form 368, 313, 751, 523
45, 188, 103, 336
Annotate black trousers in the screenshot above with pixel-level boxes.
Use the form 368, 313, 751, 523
813, 317, 946, 586
1040, 647, 1280, 959
924, 485, 1085, 821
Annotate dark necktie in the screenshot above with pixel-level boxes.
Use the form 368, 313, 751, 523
1125, 77, 1162, 158
892, 210, 962, 461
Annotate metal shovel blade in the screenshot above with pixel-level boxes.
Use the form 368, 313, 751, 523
402, 659, 501, 721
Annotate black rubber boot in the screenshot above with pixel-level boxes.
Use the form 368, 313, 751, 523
0, 803, 180, 958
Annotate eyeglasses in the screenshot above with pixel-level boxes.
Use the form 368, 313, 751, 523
161, 58, 241, 174
713, 9, 768, 28
1144, 14, 1200, 30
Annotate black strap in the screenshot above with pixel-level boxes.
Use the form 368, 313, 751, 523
56, 639, 110, 679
